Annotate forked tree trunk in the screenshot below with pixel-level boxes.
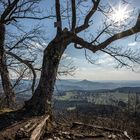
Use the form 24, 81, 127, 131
25, 38, 67, 115
0, 24, 15, 108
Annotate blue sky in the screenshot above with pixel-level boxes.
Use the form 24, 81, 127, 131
7, 0, 140, 81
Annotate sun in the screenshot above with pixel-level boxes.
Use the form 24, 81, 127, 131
112, 5, 128, 22
109, 3, 131, 26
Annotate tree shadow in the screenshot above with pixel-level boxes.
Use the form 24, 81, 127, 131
0, 108, 31, 131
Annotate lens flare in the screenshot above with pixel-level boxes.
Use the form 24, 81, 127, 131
108, 2, 132, 26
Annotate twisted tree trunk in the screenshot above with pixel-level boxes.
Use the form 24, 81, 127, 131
25, 37, 67, 115
0, 24, 15, 108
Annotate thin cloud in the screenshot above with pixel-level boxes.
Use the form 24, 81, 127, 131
128, 41, 140, 46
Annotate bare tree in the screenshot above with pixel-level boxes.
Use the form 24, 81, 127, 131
0, 22, 15, 108
6, 28, 76, 95
24, 0, 140, 115
0, 0, 51, 108
6, 26, 45, 95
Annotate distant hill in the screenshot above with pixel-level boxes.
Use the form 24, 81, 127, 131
55, 79, 140, 91
74, 80, 116, 90
55, 85, 84, 91
112, 87, 140, 93
0, 79, 140, 94
76, 79, 100, 85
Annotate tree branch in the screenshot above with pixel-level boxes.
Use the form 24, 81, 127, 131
97, 13, 140, 50
6, 51, 36, 94
72, 34, 96, 52
5, 15, 55, 23
55, 0, 62, 35
91, 24, 111, 44
12, 68, 28, 89
0, 0, 20, 22
73, 13, 140, 54
101, 49, 130, 68
71, 0, 76, 32
75, 0, 100, 33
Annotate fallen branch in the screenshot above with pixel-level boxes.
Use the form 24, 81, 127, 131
71, 122, 122, 133
30, 115, 50, 140
124, 131, 133, 140
15, 115, 50, 140
71, 122, 134, 140
59, 131, 104, 139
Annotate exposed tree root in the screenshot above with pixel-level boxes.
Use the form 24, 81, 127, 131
0, 114, 50, 140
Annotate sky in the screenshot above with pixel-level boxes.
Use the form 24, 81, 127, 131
7, 0, 140, 81
57, 0, 140, 81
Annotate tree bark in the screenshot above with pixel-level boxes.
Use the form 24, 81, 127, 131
0, 24, 15, 108
25, 37, 67, 115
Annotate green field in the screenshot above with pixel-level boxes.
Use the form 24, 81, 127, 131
54, 91, 139, 106
55, 91, 76, 101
